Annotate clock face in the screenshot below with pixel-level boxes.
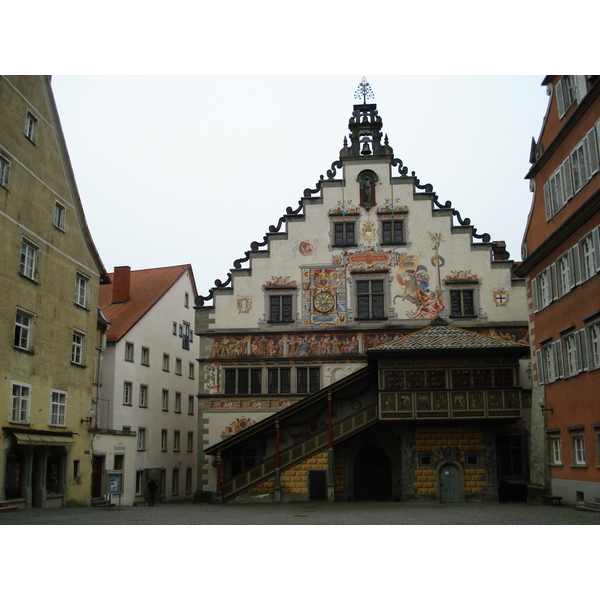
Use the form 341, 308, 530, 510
314, 292, 335, 313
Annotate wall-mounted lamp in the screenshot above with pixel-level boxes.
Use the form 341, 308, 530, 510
537, 398, 553, 413
81, 408, 97, 425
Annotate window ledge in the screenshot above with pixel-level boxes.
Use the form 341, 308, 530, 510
70, 362, 86, 368
13, 346, 34, 355
569, 464, 588, 468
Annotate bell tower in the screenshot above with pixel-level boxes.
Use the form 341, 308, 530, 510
339, 77, 394, 161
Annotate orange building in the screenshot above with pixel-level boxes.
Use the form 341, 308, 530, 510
516, 76, 600, 507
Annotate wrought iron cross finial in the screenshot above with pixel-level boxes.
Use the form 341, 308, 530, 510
354, 76, 374, 104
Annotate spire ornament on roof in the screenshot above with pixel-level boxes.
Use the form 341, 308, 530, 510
354, 76, 374, 104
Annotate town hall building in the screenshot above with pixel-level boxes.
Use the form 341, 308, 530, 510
195, 79, 532, 503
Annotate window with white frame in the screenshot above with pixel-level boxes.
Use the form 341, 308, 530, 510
138, 427, 146, 451
173, 430, 180, 452
189, 362, 195, 379
10, 382, 30, 424
549, 436, 562, 465
172, 322, 178, 336
74, 272, 90, 308
162, 389, 169, 411
355, 277, 387, 320
141, 346, 150, 366
188, 394, 195, 415
161, 429, 167, 451
53, 202, 66, 230
536, 340, 564, 385
0, 155, 9, 187
556, 253, 572, 298
187, 431, 194, 452
563, 334, 578, 377
25, 112, 38, 142
532, 267, 555, 312
124, 342, 134, 362
71, 330, 86, 365
14, 309, 34, 351
136, 470, 144, 494
570, 433, 586, 466
182, 321, 191, 349
543, 123, 599, 220
587, 321, 600, 369
184, 292, 189, 308
556, 76, 585, 119
185, 467, 192, 494
139, 384, 148, 408
175, 392, 181, 413
20, 238, 39, 281
579, 231, 599, 282
175, 358, 182, 376
123, 382, 132, 406
596, 431, 600, 466
570, 140, 589, 194
162, 353, 170, 371
50, 390, 67, 426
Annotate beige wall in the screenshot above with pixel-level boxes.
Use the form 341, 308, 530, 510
0, 75, 106, 507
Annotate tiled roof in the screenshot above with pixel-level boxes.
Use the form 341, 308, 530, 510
99, 265, 192, 342
369, 318, 529, 352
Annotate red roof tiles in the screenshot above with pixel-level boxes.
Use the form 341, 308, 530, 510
99, 264, 194, 342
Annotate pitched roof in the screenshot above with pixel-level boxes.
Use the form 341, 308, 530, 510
369, 318, 529, 353
99, 265, 193, 342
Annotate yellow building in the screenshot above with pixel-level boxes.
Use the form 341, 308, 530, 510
0, 75, 109, 508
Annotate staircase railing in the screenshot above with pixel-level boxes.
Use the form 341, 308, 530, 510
221, 403, 378, 500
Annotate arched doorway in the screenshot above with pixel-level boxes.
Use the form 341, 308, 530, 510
353, 444, 392, 501
439, 463, 461, 503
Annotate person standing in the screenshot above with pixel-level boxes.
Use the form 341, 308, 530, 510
147, 479, 158, 507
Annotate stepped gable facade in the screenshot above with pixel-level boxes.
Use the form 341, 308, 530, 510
195, 80, 532, 502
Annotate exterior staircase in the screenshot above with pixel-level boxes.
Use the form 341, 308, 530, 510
574, 497, 600, 513
221, 402, 379, 502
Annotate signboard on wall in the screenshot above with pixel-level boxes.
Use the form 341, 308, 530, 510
106, 470, 124, 495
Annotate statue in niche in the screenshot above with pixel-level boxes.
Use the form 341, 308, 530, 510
357, 170, 379, 210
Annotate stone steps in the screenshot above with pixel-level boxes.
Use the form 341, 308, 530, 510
574, 498, 600, 513
0, 501, 18, 512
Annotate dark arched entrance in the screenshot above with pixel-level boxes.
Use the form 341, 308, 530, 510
353, 444, 392, 500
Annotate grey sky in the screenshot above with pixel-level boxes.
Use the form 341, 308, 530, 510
51, 75, 549, 298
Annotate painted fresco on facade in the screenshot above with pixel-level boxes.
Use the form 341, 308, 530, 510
492, 288, 510, 307
221, 417, 257, 438
208, 328, 529, 363
301, 267, 346, 326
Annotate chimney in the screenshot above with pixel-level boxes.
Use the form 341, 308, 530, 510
112, 266, 131, 304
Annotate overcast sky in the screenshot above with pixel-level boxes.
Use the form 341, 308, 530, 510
50, 75, 549, 298
52, 74, 548, 295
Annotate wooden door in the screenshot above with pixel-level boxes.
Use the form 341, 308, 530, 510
439, 464, 460, 503
91, 455, 104, 498
308, 470, 327, 500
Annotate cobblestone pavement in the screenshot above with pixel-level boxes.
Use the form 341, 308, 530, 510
2, 501, 600, 525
